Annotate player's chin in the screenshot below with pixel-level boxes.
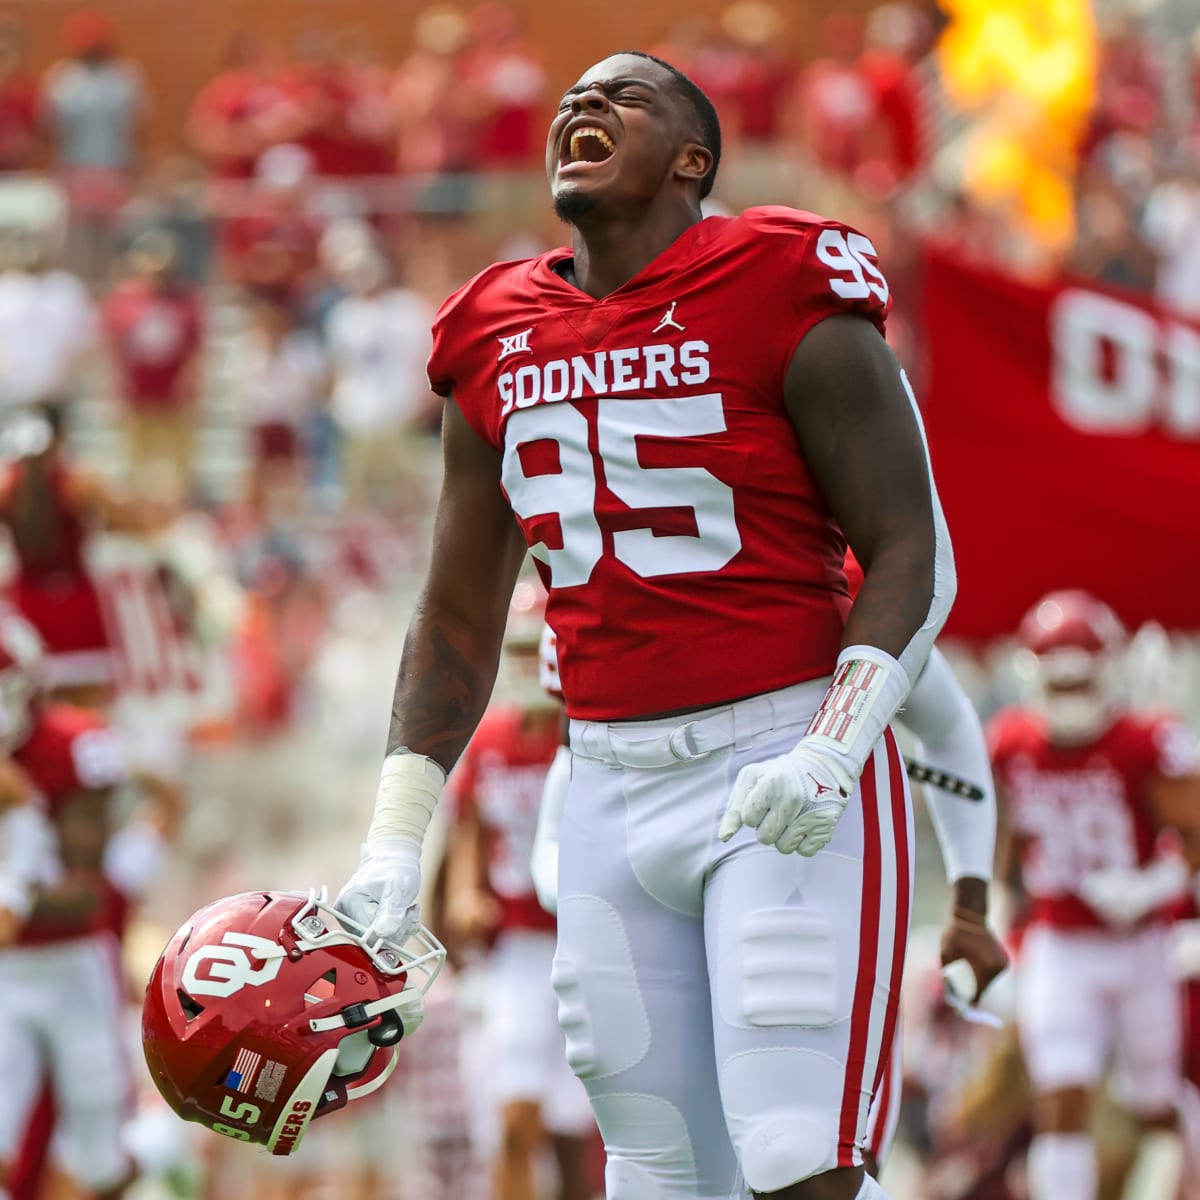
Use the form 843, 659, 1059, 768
552, 180, 607, 225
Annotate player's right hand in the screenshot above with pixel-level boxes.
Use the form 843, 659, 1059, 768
718, 740, 855, 856
940, 914, 1009, 1002
335, 836, 423, 944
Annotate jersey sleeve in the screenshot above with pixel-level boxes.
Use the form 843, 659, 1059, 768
985, 707, 1027, 767
427, 270, 503, 449
743, 208, 891, 371
1146, 716, 1200, 780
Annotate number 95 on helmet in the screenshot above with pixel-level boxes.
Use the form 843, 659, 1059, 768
142, 888, 444, 1154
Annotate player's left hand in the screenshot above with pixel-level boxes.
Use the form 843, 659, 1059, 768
939, 912, 1009, 1002
718, 740, 854, 856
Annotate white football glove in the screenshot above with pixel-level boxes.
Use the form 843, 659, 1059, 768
335, 835, 423, 943
1079, 857, 1188, 928
718, 740, 855, 856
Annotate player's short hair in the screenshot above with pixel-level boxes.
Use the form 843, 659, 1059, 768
618, 50, 722, 200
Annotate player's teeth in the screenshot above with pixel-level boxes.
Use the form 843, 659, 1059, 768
569, 128, 616, 161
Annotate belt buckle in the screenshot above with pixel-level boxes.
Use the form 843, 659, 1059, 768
667, 721, 705, 761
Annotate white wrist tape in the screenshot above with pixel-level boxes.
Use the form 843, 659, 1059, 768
366, 751, 446, 847
804, 645, 911, 780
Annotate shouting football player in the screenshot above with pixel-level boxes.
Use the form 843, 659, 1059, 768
338, 52, 958, 1200
992, 590, 1200, 1200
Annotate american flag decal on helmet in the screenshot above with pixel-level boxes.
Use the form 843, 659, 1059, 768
224, 1047, 263, 1093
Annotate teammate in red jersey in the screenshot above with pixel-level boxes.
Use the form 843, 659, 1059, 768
991, 590, 1200, 1200
0, 611, 182, 1200
333, 51, 956, 1200
445, 587, 594, 1200
0, 406, 153, 706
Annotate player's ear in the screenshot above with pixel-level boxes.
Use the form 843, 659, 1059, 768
675, 142, 713, 190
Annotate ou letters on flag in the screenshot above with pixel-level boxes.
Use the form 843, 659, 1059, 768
920, 247, 1200, 639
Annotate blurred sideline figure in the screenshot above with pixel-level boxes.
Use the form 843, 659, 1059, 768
0, 406, 156, 708
445, 581, 595, 1200
991, 590, 1200, 1200
0, 608, 182, 1200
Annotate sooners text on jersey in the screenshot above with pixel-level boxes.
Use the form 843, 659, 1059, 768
448, 707, 561, 933
429, 208, 890, 719
989, 708, 1197, 930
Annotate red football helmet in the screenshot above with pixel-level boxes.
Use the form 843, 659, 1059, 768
0, 607, 43, 753
143, 889, 443, 1155
1015, 590, 1127, 744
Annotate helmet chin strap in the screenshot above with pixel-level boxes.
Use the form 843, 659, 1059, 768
307, 984, 425, 1037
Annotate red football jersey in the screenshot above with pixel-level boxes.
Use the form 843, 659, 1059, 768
429, 207, 891, 720
989, 708, 1198, 931
448, 707, 560, 933
13, 703, 129, 947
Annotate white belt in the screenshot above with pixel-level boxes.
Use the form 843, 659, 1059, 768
569, 676, 830, 770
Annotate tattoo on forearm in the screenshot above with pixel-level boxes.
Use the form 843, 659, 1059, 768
388, 623, 490, 769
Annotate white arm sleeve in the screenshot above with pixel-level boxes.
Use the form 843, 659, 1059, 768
894, 370, 957, 686
901, 647, 996, 883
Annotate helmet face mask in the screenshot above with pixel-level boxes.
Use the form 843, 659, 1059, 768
143, 889, 443, 1156
1015, 590, 1127, 746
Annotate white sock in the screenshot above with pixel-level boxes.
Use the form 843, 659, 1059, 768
1122, 1129, 1183, 1200
855, 1172, 890, 1198
1027, 1132, 1097, 1200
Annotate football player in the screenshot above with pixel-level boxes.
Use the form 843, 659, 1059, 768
338, 51, 956, 1200
444, 585, 594, 1200
991, 590, 1200, 1200
0, 406, 157, 708
0, 611, 182, 1200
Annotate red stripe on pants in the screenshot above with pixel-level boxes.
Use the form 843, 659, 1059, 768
838, 746, 885, 1165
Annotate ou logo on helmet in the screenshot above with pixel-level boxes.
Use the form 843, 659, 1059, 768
182, 932, 285, 998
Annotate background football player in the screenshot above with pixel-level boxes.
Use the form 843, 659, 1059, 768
0, 610, 183, 1200
991, 589, 1200, 1200
444, 582, 595, 1200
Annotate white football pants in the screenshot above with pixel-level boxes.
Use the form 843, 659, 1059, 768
0, 932, 132, 1192
556, 677, 914, 1199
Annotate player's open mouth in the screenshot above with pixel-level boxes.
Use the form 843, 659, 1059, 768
559, 126, 617, 172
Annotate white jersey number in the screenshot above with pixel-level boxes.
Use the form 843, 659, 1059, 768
815, 228, 889, 305
501, 395, 741, 586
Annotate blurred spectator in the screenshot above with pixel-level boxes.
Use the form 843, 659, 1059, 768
1068, 186, 1154, 292
1143, 142, 1200, 319
0, 228, 95, 411
718, 2, 794, 146
119, 155, 213, 285
463, 3, 547, 169
856, 4, 928, 190
236, 296, 327, 514
282, 28, 359, 179
334, 25, 397, 178
392, 6, 478, 214
223, 143, 322, 304
1084, 14, 1163, 159
325, 242, 434, 515
789, 14, 879, 184
39, 12, 147, 282
186, 33, 291, 183
0, 17, 36, 172
102, 230, 204, 490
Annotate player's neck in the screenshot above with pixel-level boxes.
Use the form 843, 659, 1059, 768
567, 203, 702, 299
